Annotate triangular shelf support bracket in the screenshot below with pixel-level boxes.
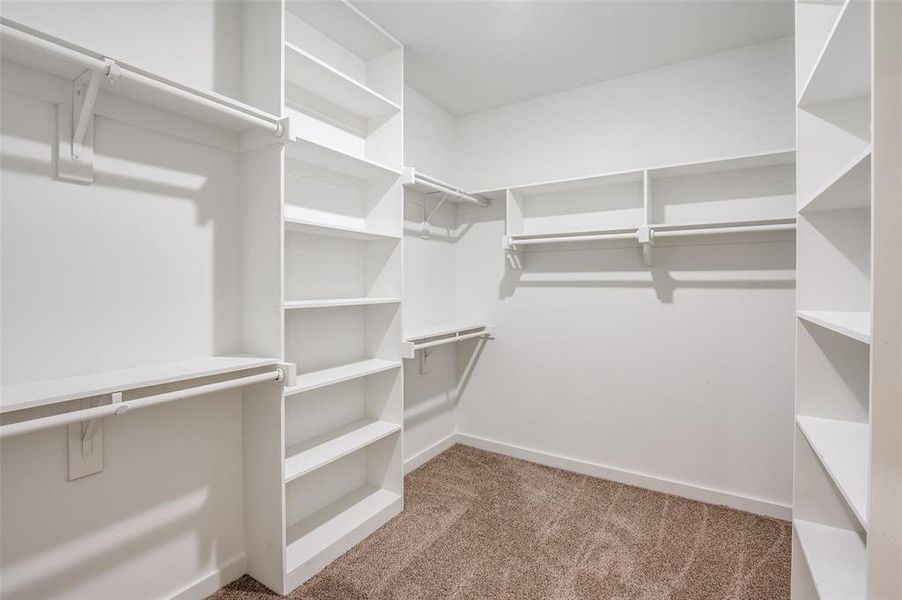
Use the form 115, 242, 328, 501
57, 58, 120, 184
637, 225, 655, 266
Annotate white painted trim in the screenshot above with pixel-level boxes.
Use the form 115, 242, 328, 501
403, 433, 459, 474
456, 433, 792, 520
168, 554, 247, 600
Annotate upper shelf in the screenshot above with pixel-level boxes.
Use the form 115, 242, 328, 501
798, 310, 871, 344
0, 355, 281, 414
285, 133, 401, 183
0, 18, 282, 135
798, 0, 871, 106
284, 41, 401, 122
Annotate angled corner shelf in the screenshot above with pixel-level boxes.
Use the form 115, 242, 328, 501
796, 415, 869, 527
798, 147, 871, 213
798, 310, 871, 344
794, 518, 867, 600
284, 297, 401, 310
284, 418, 401, 483
798, 0, 871, 107
284, 359, 401, 397
0, 355, 281, 414
284, 41, 401, 122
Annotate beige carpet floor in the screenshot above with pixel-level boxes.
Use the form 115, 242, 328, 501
209, 445, 791, 600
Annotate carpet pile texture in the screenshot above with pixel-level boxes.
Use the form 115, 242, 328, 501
208, 445, 791, 599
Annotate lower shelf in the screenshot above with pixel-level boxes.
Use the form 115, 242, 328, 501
796, 415, 869, 527
286, 485, 402, 583
284, 419, 401, 483
794, 519, 866, 600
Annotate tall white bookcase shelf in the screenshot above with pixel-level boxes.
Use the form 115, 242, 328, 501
792, 1, 901, 598
239, 1, 405, 595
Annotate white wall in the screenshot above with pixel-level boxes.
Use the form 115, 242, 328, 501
0, 5, 249, 598
0, 1, 242, 99
447, 37, 797, 513
456, 37, 795, 191
402, 87, 459, 465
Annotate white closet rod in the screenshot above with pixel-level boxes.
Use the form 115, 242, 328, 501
412, 171, 490, 207
509, 222, 795, 247
653, 223, 796, 238
1, 21, 284, 136
411, 330, 492, 351
510, 232, 636, 246
0, 369, 283, 439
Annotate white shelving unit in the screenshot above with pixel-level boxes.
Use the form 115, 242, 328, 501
500, 149, 796, 266
792, 1, 902, 597
239, 2, 407, 594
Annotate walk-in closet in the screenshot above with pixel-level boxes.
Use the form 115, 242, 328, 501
1, 1, 899, 599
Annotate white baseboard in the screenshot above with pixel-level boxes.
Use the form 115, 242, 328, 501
169, 554, 247, 600
404, 433, 459, 474
455, 433, 792, 520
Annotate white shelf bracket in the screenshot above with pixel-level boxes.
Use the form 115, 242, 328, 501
503, 236, 523, 270
421, 192, 448, 240
637, 225, 654, 266
57, 58, 120, 185
419, 349, 431, 375
68, 391, 119, 481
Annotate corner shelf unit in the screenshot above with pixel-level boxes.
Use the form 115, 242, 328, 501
791, 1, 897, 598
499, 149, 797, 266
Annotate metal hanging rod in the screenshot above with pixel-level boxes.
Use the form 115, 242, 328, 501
0, 20, 284, 136
410, 329, 493, 352
0, 369, 286, 439
508, 231, 636, 246
402, 168, 490, 207
652, 222, 796, 238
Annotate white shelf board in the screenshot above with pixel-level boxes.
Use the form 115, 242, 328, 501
284, 217, 400, 242
284, 359, 401, 397
474, 148, 795, 196
0, 355, 280, 414
0, 19, 281, 134
798, 310, 871, 344
285, 134, 401, 182
648, 149, 796, 179
285, 485, 401, 574
404, 322, 491, 342
284, 419, 400, 483
513, 170, 643, 196
794, 519, 866, 600
799, 147, 872, 212
284, 1, 400, 61
796, 416, 869, 527
798, 0, 871, 106
284, 41, 400, 121
284, 297, 401, 310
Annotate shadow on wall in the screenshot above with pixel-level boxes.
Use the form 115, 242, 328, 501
0, 87, 242, 381
500, 238, 796, 303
